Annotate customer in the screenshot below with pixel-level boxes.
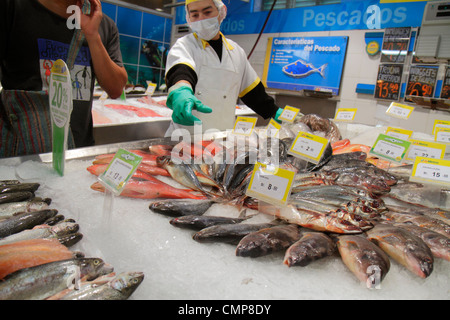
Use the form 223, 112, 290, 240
0, 0, 127, 157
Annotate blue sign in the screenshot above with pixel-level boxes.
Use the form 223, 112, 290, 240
176, 0, 427, 33
264, 36, 348, 95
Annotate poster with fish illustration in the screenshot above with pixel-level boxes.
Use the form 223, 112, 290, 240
263, 36, 348, 95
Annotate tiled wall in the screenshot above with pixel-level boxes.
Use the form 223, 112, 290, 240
103, 1, 172, 89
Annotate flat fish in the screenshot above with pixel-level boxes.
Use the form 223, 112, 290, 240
235, 224, 301, 258
170, 215, 248, 230
366, 224, 434, 278
149, 199, 214, 217
192, 223, 276, 244
284, 232, 336, 267
337, 235, 390, 286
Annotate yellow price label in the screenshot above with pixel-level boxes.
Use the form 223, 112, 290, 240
432, 120, 450, 135
435, 127, 450, 144
288, 131, 329, 164
278, 105, 300, 123
411, 157, 450, 187
405, 139, 446, 162
232, 116, 257, 136
385, 127, 413, 140
266, 119, 281, 137
334, 108, 357, 121
386, 102, 414, 119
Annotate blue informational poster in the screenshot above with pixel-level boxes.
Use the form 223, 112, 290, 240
263, 36, 348, 95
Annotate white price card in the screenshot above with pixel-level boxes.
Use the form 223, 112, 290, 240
385, 127, 413, 141
435, 127, 450, 144
232, 116, 257, 136
288, 131, 329, 164
334, 108, 357, 122
246, 163, 295, 206
266, 119, 281, 138
98, 149, 143, 195
411, 157, 450, 186
405, 139, 446, 161
369, 133, 411, 163
278, 106, 300, 123
386, 102, 414, 119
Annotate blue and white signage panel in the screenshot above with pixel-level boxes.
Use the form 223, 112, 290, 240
264, 36, 348, 95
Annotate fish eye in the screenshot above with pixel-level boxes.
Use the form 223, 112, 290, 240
93, 259, 102, 266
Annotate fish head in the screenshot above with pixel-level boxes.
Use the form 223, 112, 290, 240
110, 272, 145, 297
80, 258, 114, 280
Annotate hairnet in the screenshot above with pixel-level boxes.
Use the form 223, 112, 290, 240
185, 0, 227, 23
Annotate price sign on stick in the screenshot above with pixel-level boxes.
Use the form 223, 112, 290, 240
49, 59, 73, 176
334, 108, 357, 122
385, 127, 413, 140
435, 127, 450, 144
411, 157, 450, 187
386, 102, 414, 120
278, 106, 300, 123
405, 140, 446, 161
98, 149, 143, 195
232, 116, 257, 136
246, 162, 295, 206
369, 134, 411, 163
288, 131, 329, 164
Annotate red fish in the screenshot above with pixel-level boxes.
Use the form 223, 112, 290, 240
93, 150, 159, 167
87, 164, 169, 180
104, 104, 163, 118
90, 180, 207, 200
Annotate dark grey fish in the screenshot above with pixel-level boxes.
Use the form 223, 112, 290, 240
193, 223, 276, 244
149, 199, 214, 217
0, 209, 58, 238
58, 232, 83, 247
284, 232, 336, 267
0, 180, 21, 186
235, 224, 301, 258
0, 183, 40, 194
337, 235, 390, 286
366, 224, 434, 278
170, 215, 249, 230
0, 191, 34, 205
0, 258, 114, 300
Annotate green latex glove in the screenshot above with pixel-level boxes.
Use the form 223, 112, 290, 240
167, 85, 212, 126
274, 108, 284, 123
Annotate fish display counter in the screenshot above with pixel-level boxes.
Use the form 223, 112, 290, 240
0, 121, 449, 300
91, 95, 261, 145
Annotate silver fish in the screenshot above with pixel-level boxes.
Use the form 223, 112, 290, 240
192, 223, 276, 244
58, 271, 144, 300
149, 199, 214, 217
366, 224, 434, 278
386, 182, 450, 210
337, 235, 390, 287
283, 231, 336, 267
0, 209, 58, 238
170, 215, 249, 230
235, 224, 302, 258
0, 258, 114, 300
394, 224, 450, 261
0, 198, 52, 220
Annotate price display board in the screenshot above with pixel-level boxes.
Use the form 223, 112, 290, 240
374, 64, 403, 101
380, 27, 411, 64
441, 66, 450, 99
411, 157, 450, 187
405, 65, 439, 101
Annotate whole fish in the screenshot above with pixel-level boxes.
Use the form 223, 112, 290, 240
57, 271, 144, 300
0, 258, 114, 300
366, 224, 434, 278
385, 201, 450, 225
328, 166, 398, 186
386, 182, 450, 210
170, 215, 249, 230
0, 191, 34, 205
149, 199, 214, 217
193, 223, 276, 244
337, 235, 390, 287
394, 224, 450, 261
284, 232, 336, 267
87, 163, 169, 179
0, 183, 40, 194
90, 179, 207, 200
236, 224, 301, 258
0, 222, 79, 246
383, 211, 450, 238
0, 238, 76, 280
0, 197, 51, 218
148, 144, 173, 156
0, 209, 58, 238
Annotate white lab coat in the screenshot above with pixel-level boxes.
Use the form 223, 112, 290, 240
165, 32, 261, 135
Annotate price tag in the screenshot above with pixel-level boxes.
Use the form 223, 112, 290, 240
288, 131, 329, 164
435, 127, 450, 144
99, 91, 108, 101
386, 102, 414, 120
98, 149, 143, 195
49, 59, 73, 176
410, 157, 450, 187
145, 81, 157, 96
369, 133, 411, 163
405, 139, 446, 161
232, 116, 257, 136
266, 119, 281, 138
432, 120, 450, 135
278, 106, 300, 123
334, 108, 357, 122
246, 162, 295, 206
385, 127, 413, 140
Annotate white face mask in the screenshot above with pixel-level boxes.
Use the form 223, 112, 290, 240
189, 16, 220, 41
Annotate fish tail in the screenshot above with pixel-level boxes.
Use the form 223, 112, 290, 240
318, 64, 327, 77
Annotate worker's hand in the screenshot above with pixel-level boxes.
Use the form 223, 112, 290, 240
274, 108, 284, 123
78, 0, 102, 41
167, 85, 212, 126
